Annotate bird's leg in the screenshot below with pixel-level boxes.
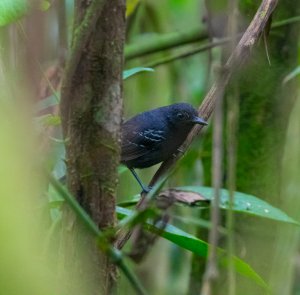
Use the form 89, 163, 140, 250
129, 168, 151, 193
175, 147, 185, 157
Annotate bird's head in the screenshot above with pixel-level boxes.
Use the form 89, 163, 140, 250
167, 103, 208, 128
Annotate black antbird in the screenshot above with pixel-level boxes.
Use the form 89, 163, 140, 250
121, 103, 208, 192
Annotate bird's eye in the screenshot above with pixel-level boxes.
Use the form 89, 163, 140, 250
177, 112, 184, 119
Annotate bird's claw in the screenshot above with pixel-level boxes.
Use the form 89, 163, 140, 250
141, 186, 152, 194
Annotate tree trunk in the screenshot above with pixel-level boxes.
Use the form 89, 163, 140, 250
60, 1, 125, 294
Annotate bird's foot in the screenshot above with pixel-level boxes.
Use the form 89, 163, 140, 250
141, 185, 152, 194
176, 147, 185, 155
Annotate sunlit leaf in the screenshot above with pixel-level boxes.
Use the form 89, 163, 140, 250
40, 0, 51, 11
0, 0, 52, 26
116, 206, 269, 290
0, 0, 29, 26
118, 165, 128, 175
117, 197, 140, 207
36, 114, 61, 126
123, 67, 154, 80
126, 0, 140, 17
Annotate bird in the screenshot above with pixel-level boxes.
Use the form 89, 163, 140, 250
121, 103, 208, 192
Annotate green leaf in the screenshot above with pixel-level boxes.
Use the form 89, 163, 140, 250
0, 0, 52, 27
47, 183, 64, 222
119, 187, 299, 225
126, 0, 140, 17
40, 0, 50, 11
157, 224, 268, 289
116, 206, 269, 290
123, 67, 154, 80
178, 186, 300, 226
36, 114, 61, 126
49, 199, 64, 209
117, 197, 140, 207
118, 165, 128, 175
0, 0, 29, 26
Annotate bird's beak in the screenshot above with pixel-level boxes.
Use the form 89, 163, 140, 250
192, 116, 208, 126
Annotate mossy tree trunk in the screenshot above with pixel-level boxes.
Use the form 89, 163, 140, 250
60, 1, 126, 294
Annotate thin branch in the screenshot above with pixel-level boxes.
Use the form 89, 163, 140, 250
226, 88, 239, 295
125, 27, 208, 60
125, 15, 298, 63
225, 1, 239, 294
145, 14, 299, 69
201, 85, 224, 295
271, 15, 300, 29
115, 0, 279, 249
145, 36, 234, 68
149, 0, 279, 186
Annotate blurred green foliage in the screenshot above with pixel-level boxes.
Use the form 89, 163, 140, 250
0, 0, 300, 294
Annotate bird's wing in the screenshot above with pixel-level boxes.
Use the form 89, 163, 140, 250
121, 128, 166, 162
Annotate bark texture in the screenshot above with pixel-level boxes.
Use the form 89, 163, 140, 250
60, 0, 125, 294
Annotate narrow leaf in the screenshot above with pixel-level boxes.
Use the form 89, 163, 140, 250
116, 206, 269, 290
35, 114, 61, 127
283, 66, 300, 84
126, 0, 140, 17
118, 165, 128, 175
177, 186, 300, 226
0, 0, 29, 26
118, 187, 299, 226
123, 67, 154, 80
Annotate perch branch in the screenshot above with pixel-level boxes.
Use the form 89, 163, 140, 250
149, 0, 278, 185
115, 0, 278, 250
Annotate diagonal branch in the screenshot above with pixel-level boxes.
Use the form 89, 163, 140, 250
115, 0, 278, 250
149, 0, 278, 186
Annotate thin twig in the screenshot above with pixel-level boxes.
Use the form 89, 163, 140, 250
149, 0, 278, 185
201, 83, 224, 295
125, 15, 300, 62
145, 36, 234, 68
114, 0, 279, 250
226, 87, 239, 295
146, 11, 295, 69
225, 2, 239, 294
125, 27, 208, 60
